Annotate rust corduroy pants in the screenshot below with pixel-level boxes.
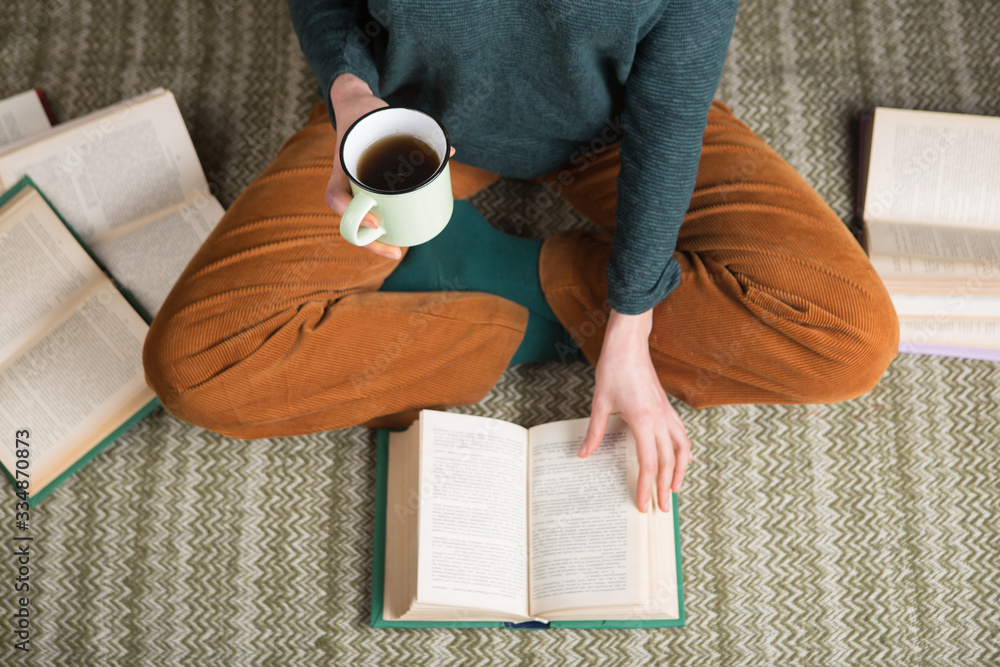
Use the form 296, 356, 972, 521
143, 101, 899, 439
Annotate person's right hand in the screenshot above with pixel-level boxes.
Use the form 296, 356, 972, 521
326, 73, 400, 260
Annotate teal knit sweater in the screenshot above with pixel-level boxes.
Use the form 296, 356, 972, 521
288, 0, 738, 314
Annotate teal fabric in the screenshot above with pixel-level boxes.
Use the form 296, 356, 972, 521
287, 0, 739, 314
379, 200, 584, 364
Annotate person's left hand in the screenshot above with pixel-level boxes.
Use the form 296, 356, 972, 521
578, 308, 692, 513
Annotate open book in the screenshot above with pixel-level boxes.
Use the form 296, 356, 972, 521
0, 88, 223, 319
0, 178, 157, 505
373, 409, 684, 629
858, 107, 1000, 360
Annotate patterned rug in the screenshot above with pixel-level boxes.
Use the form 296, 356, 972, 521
1, 1, 998, 664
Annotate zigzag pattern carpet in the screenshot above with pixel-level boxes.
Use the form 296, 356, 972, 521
2, 0, 999, 664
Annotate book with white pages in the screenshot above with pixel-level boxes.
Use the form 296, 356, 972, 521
371, 409, 685, 629
0, 88, 224, 319
0, 177, 158, 505
858, 107, 1000, 360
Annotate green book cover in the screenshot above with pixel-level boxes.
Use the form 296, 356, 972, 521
370, 426, 685, 629
0, 175, 161, 507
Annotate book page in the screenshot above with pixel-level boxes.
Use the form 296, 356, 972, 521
0, 90, 53, 148
869, 253, 1000, 287
890, 293, 1000, 319
90, 195, 224, 317
866, 221, 1000, 264
899, 317, 1000, 348
384, 425, 421, 621
527, 415, 644, 615
869, 251, 1000, 297
0, 283, 153, 495
635, 492, 679, 621
0, 90, 209, 245
547, 501, 680, 622
0, 186, 105, 362
414, 410, 529, 618
864, 107, 1000, 229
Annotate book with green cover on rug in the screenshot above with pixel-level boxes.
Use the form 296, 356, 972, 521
0, 176, 159, 506
371, 410, 685, 629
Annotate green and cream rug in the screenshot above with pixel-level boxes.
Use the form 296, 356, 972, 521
1, 0, 998, 664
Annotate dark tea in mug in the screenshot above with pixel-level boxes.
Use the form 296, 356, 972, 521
357, 134, 441, 191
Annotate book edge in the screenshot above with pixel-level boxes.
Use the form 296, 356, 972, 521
0, 398, 160, 507
898, 342, 1000, 362
0, 88, 168, 160
19, 399, 161, 507
370, 427, 503, 629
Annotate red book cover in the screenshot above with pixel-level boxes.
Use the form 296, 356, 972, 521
33, 87, 57, 125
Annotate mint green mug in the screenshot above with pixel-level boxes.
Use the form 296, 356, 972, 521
339, 107, 453, 247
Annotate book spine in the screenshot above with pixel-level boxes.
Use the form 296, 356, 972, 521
34, 88, 56, 126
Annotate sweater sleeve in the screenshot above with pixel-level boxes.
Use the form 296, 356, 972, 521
609, 0, 738, 315
287, 0, 383, 128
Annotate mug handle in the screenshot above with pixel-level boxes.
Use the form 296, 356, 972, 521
340, 192, 387, 246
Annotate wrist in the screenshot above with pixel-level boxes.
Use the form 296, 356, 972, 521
330, 72, 373, 103
600, 308, 653, 360
606, 308, 653, 339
